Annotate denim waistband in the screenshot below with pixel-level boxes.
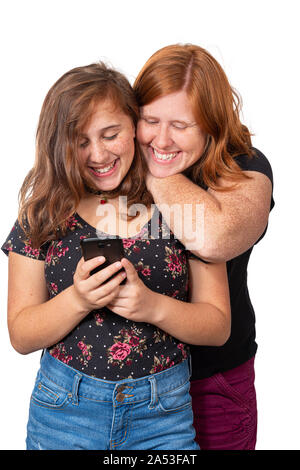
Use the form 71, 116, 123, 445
38, 351, 191, 405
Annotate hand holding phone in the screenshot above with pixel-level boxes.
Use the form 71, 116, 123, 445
72, 238, 127, 315
80, 237, 126, 284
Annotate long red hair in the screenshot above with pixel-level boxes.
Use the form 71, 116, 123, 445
134, 44, 254, 190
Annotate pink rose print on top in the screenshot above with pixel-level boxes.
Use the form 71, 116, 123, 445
122, 239, 136, 249
94, 311, 106, 326
177, 343, 189, 360
77, 340, 93, 367
19, 239, 43, 260
150, 355, 175, 374
135, 261, 151, 280
65, 215, 83, 231
45, 240, 69, 266
49, 342, 73, 364
110, 342, 131, 361
129, 335, 140, 347
164, 246, 187, 279
48, 282, 58, 297
107, 325, 147, 369
122, 239, 137, 256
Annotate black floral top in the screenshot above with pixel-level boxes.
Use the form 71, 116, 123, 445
2, 206, 194, 380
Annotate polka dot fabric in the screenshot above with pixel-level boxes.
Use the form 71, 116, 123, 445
2, 206, 193, 380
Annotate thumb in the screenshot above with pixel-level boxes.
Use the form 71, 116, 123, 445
121, 258, 138, 283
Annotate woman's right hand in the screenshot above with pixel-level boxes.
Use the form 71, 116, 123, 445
72, 256, 126, 314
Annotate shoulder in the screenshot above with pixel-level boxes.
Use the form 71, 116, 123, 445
1, 218, 52, 261
234, 147, 273, 186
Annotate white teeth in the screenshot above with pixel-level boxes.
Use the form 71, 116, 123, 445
93, 161, 115, 173
153, 149, 178, 161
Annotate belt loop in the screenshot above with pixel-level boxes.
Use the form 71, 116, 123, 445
148, 376, 157, 410
71, 374, 82, 406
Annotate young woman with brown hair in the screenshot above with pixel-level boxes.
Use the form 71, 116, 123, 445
134, 43, 275, 450
2, 62, 230, 450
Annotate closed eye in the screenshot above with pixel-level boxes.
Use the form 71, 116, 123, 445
143, 118, 159, 125
79, 140, 89, 149
103, 133, 119, 140
171, 123, 188, 129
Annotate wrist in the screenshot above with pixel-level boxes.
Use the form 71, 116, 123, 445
67, 285, 90, 317
146, 290, 165, 326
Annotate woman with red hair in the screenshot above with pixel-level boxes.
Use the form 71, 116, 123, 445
134, 43, 274, 450
2, 61, 231, 450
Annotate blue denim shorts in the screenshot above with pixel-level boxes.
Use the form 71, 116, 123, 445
26, 351, 199, 450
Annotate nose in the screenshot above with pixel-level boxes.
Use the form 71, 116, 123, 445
89, 140, 110, 162
153, 123, 173, 149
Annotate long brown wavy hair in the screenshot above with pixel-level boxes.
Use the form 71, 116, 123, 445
133, 44, 254, 190
19, 62, 153, 249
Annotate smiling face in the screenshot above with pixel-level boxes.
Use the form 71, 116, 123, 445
77, 99, 136, 192
137, 90, 207, 178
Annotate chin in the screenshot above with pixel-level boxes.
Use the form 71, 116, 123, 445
98, 181, 122, 192
148, 164, 180, 179
93, 169, 126, 191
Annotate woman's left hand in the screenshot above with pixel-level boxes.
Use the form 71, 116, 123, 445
107, 258, 159, 323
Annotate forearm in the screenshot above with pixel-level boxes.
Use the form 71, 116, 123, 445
149, 172, 271, 262
9, 286, 89, 355
149, 174, 224, 261
152, 293, 231, 346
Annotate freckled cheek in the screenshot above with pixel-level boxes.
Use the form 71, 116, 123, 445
110, 137, 135, 161
77, 150, 89, 169
137, 123, 153, 145
177, 135, 204, 157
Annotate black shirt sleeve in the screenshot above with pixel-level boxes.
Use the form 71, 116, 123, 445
234, 147, 275, 211
235, 148, 274, 185
1, 218, 50, 261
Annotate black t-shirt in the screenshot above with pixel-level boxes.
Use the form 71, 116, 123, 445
190, 147, 275, 380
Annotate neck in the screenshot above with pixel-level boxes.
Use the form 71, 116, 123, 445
84, 183, 105, 196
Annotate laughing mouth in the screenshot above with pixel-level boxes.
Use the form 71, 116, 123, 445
90, 159, 117, 174
152, 148, 179, 161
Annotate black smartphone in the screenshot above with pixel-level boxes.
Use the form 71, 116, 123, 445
80, 237, 126, 284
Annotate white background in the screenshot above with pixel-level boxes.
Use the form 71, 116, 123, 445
0, 0, 299, 450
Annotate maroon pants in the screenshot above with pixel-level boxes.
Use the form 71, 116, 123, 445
190, 357, 257, 450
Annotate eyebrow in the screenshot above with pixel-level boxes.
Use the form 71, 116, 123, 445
141, 114, 196, 127
79, 124, 121, 137
101, 124, 121, 131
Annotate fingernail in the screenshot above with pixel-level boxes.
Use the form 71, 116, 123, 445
115, 262, 122, 268
98, 256, 105, 262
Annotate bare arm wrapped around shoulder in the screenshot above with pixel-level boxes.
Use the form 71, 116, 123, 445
147, 171, 272, 262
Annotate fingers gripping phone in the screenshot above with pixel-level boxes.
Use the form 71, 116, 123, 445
80, 238, 126, 285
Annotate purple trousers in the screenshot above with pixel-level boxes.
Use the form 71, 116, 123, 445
190, 357, 257, 450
